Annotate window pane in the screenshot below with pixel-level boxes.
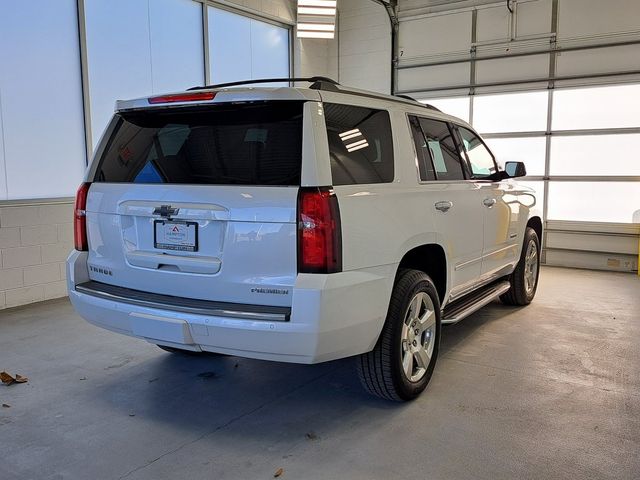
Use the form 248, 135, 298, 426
409, 117, 436, 181
149, 0, 204, 93
552, 84, 640, 130
208, 8, 251, 84
419, 97, 470, 122
458, 127, 496, 178
208, 7, 289, 86
0, 0, 86, 199
95, 102, 303, 186
326, 104, 394, 185
85, 0, 152, 149
485, 137, 546, 176
548, 182, 640, 223
418, 118, 465, 181
250, 19, 289, 81
473, 91, 548, 133
550, 134, 640, 176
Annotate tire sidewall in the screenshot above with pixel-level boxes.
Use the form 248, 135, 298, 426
522, 228, 540, 303
390, 273, 442, 400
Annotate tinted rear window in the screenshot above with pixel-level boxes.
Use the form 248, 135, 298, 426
324, 103, 394, 185
94, 102, 303, 186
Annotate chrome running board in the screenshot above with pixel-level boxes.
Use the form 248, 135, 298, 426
442, 280, 511, 325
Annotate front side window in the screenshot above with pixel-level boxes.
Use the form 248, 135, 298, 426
418, 118, 466, 181
458, 126, 497, 179
324, 103, 394, 185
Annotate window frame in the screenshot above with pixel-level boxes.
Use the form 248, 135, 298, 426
451, 123, 500, 182
408, 115, 437, 182
405, 113, 470, 184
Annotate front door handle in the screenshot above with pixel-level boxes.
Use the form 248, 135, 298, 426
483, 198, 497, 208
435, 201, 453, 212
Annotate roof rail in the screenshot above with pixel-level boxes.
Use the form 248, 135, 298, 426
395, 94, 441, 112
395, 94, 418, 102
187, 76, 339, 91
187, 77, 443, 113
422, 104, 442, 112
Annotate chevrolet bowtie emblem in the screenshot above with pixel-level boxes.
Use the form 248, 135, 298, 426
153, 205, 179, 218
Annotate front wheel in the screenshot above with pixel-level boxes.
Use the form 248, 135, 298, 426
357, 269, 441, 401
501, 226, 540, 306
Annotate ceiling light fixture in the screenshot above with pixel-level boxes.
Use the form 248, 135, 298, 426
297, 0, 337, 39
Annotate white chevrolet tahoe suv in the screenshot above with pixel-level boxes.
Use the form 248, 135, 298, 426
67, 77, 541, 401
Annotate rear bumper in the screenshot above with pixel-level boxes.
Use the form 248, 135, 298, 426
67, 251, 395, 364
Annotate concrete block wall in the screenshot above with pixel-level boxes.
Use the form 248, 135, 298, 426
295, 38, 339, 80
0, 200, 74, 309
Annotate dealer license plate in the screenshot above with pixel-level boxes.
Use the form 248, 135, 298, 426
154, 220, 198, 252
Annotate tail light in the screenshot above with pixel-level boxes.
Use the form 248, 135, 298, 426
297, 187, 342, 273
74, 182, 91, 251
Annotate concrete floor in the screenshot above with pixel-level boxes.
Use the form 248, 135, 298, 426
0, 266, 638, 480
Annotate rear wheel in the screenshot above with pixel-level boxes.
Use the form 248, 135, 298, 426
501, 226, 540, 306
357, 269, 441, 401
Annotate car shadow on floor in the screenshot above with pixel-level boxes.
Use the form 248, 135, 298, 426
83, 301, 525, 443
440, 301, 523, 355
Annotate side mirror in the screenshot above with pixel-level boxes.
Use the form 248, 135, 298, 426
505, 161, 527, 178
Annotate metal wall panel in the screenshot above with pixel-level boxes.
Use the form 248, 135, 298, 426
515, 0, 552, 37
556, 45, 640, 78
397, 63, 470, 92
399, 12, 472, 59
557, 0, 640, 40
475, 53, 550, 84
476, 5, 510, 42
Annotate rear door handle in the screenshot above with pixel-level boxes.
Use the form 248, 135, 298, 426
435, 201, 453, 212
483, 198, 497, 208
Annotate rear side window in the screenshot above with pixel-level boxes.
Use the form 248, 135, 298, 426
324, 103, 394, 185
94, 102, 303, 185
417, 118, 466, 181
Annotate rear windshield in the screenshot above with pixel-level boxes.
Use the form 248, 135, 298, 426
93, 101, 303, 186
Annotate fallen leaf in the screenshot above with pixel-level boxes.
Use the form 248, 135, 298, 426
2, 404, 10, 408
148, 377, 159, 383
274, 467, 284, 478
0, 372, 14, 385
14, 375, 28, 384
305, 432, 318, 441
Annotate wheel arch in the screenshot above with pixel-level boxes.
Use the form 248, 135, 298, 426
396, 243, 447, 304
527, 216, 543, 245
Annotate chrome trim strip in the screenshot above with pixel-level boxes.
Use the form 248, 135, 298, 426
483, 243, 519, 259
442, 281, 511, 325
454, 255, 483, 271
75, 283, 290, 322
